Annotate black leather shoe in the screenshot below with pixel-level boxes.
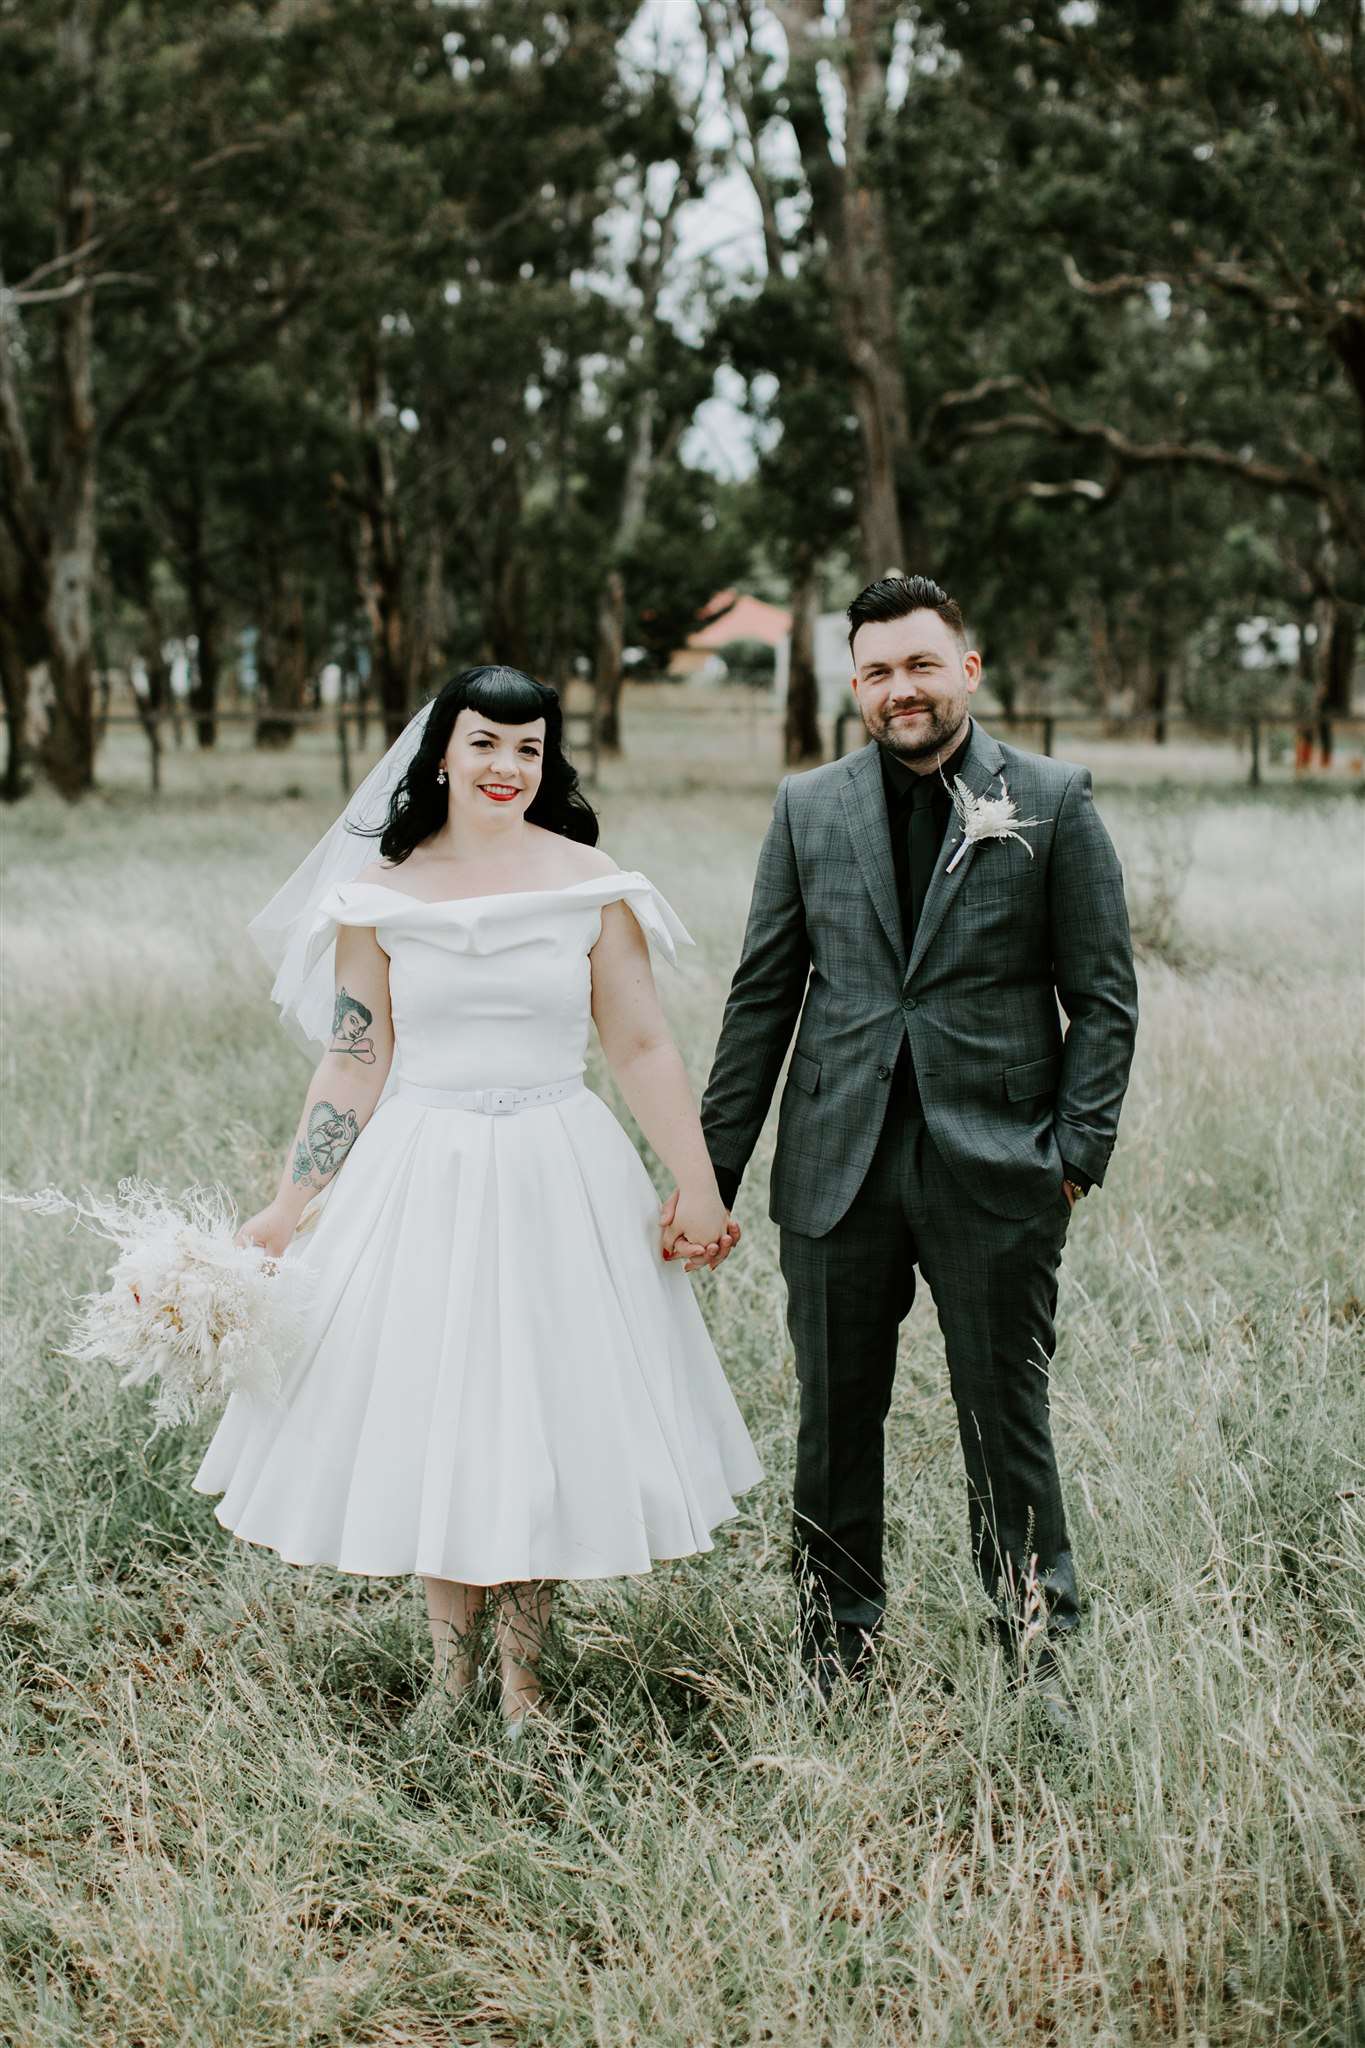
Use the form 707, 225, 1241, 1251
981, 1619, 1083, 1742
800, 1622, 878, 1703
834, 1621, 877, 1680
1019, 1642, 1082, 1744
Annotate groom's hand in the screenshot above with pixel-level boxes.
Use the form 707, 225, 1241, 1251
659, 1187, 742, 1273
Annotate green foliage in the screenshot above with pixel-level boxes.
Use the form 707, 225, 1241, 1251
713, 636, 775, 687
4, 0, 1361, 774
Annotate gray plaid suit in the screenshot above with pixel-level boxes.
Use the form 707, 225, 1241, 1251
700, 718, 1138, 1650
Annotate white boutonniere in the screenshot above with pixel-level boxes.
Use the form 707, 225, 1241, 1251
943, 774, 1043, 874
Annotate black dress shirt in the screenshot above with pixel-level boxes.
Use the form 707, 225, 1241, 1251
878, 723, 971, 1119
879, 722, 973, 954
708, 720, 1091, 1210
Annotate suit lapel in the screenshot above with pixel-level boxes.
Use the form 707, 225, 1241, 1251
903, 719, 1005, 985
838, 742, 906, 970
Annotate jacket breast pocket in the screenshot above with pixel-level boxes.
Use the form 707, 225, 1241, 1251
789, 1049, 821, 1095
1003, 1051, 1061, 1102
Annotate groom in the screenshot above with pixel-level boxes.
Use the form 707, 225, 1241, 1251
697, 575, 1138, 1698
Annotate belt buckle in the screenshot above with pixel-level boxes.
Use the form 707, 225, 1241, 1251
485, 1087, 517, 1115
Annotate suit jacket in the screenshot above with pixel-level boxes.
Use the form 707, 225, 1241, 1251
699, 719, 1139, 1234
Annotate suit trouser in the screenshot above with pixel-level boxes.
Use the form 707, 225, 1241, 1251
778, 1084, 1080, 1649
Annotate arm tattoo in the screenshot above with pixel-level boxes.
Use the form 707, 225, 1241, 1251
291, 1099, 361, 1187
330, 986, 376, 1064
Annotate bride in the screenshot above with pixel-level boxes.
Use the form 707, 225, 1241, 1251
193, 665, 761, 1736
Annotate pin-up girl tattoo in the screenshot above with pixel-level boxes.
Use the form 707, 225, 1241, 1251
292, 1100, 360, 1188
330, 987, 376, 1064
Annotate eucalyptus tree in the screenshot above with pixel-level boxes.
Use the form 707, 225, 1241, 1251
913, 0, 1363, 738
0, 0, 349, 794
2, 0, 670, 783
698, 0, 862, 762
700, 0, 921, 582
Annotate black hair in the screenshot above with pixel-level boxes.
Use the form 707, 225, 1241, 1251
846, 574, 967, 657
348, 665, 599, 862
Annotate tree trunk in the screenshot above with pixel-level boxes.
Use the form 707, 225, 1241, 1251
0, 614, 33, 801
408, 521, 449, 701
480, 461, 531, 670
1151, 657, 1169, 744
37, 9, 98, 799
589, 149, 691, 757
776, 0, 917, 577
184, 555, 220, 748
594, 568, 627, 755
353, 346, 410, 745
31, 8, 97, 799
132, 620, 171, 794
784, 542, 823, 765
39, 446, 97, 798
1293, 605, 1318, 771
1317, 600, 1358, 764
255, 573, 310, 747
595, 383, 659, 757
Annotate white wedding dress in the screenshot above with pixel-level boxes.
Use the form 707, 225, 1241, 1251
192, 871, 762, 1582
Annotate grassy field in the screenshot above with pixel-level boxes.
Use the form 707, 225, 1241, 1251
3, 695, 1363, 2047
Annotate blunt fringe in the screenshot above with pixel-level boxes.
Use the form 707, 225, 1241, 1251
347, 665, 599, 862
846, 574, 967, 655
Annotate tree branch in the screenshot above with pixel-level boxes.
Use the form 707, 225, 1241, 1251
0, 307, 50, 585
98, 277, 317, 446
10, 139, 281, 296
1293, 9, 1365, 163
1061, 250, 1360, 334
945, 379, 1363, 551
5, 271, 156, 306
699, 0, 787, 279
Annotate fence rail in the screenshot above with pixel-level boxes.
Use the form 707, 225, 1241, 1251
92, 698, 1363, 796
830, 708, 1365, 787
94, 701, 600, 796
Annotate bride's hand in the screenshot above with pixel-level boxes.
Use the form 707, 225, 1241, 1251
659, 1187, 742, 1273
235, 1204, 295, 1259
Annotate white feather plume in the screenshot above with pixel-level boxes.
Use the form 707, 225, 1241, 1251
2, 1178, 313, 1436
944, 775, 1044, 873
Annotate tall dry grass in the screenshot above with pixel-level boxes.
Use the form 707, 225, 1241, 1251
2, 704, 1362, 2046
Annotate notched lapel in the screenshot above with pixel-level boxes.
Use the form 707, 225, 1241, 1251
903, 721, 1006, 984
838, 744, 906, 969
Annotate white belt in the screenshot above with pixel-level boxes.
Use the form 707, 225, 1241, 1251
394, 1075, 583, 1116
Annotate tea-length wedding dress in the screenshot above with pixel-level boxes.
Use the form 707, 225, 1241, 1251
193, 872, 763, 1581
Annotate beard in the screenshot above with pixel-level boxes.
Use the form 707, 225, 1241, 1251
869, 697, 969, 765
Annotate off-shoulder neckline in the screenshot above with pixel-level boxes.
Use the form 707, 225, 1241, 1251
335, 870, 643, 912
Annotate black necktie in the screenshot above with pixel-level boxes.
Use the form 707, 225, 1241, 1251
907, 778, 941, 944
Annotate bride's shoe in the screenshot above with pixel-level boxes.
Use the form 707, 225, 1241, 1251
499, 1690, 549, 1746
397, 1687, 474, 1750
403, 1655, 488, 1739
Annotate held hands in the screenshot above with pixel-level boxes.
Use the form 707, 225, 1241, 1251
659, 1187, 742, 1274
234, 1203, 296, 1259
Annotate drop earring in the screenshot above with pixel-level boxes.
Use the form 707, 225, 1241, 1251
436, 767, 447, 786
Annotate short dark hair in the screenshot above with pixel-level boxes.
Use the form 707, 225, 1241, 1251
846, 574, 967, 657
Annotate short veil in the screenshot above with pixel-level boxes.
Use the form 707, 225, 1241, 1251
248, 699, 434, 1057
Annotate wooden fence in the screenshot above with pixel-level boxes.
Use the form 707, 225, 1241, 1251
94, 702, 600, 796
830, 708, 1365, 787
92, 697, 1363, 797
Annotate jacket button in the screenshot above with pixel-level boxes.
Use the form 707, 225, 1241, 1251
904, 996, 919, 1010
877, 1064, 891, 1081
